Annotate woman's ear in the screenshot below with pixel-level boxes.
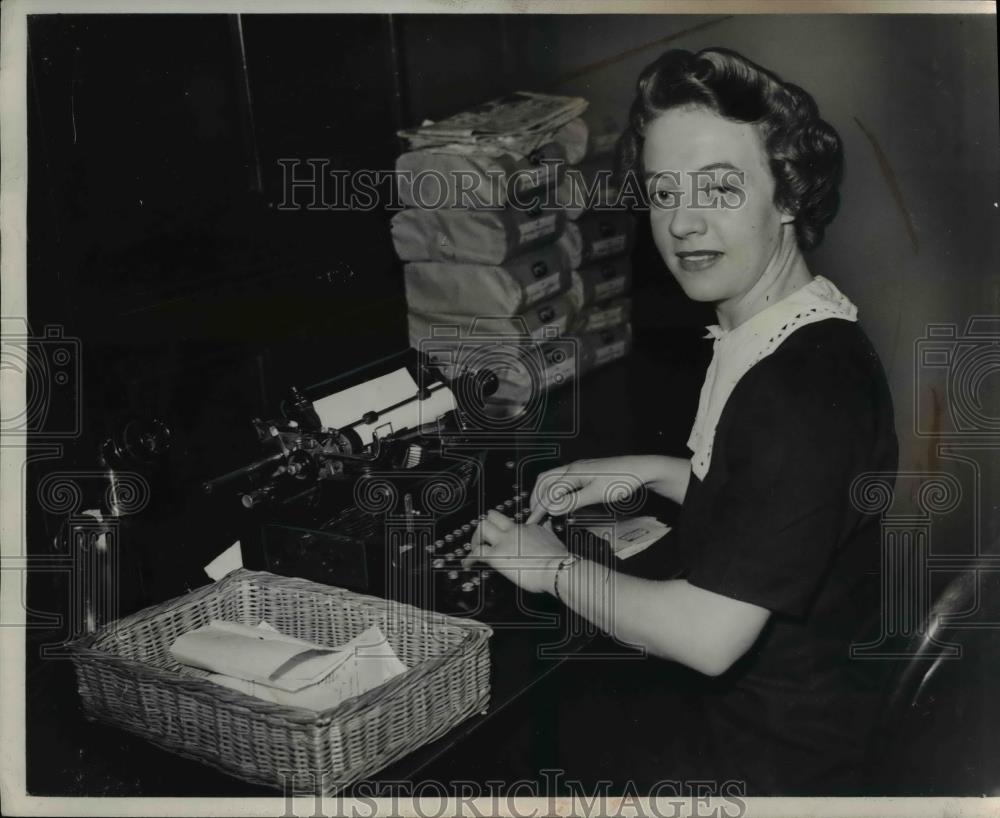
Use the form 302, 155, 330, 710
773, 191, 797, 225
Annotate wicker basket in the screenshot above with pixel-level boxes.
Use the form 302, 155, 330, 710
69, 569, 492, 794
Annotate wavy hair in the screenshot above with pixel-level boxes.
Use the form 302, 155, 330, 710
617, 48, 843, 251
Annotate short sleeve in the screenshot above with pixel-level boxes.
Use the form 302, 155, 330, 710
684, 355, 862, 618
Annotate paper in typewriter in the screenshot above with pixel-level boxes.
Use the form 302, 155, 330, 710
311, 367, 456, 446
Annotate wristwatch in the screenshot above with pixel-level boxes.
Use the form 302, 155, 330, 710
552, 555, 580, 602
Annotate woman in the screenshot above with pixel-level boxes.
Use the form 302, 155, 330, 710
464, 48, 898, 794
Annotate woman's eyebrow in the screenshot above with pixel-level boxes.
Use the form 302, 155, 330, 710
643, 163, 741, 181
697, 162, 741, 172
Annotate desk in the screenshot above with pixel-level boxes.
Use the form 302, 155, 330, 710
24, 330, 710, 796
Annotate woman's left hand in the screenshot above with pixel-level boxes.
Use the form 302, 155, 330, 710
461, 510, 569, 594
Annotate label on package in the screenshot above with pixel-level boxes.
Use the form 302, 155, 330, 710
594, 276, 627, 300
583, 306, 625, 332
525, 272, 563, 303
518, 213, 558, 244
594, 339, 627, 364
590, 235, 627, 258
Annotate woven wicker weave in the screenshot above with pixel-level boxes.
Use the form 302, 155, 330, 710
69, 569, 492, 793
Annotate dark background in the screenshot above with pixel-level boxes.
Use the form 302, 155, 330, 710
25, 13, 713, 592
26, 13, 709, 482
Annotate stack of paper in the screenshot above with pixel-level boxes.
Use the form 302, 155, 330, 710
398, 91, 588, 155
170, 620, 407, 712
396, 92, 591, 423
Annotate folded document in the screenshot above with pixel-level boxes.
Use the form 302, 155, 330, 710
170, 620, 407, 712
589, 516, 671, 561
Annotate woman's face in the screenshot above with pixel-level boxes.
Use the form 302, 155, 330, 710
641, 106, 794, 306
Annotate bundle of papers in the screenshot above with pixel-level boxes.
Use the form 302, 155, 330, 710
589, 515, 671, 561
170, 620, 407, 712
398, 91, 588, 155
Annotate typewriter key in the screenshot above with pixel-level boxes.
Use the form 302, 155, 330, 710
447, 570, 459, 580
432, 558, 445, 568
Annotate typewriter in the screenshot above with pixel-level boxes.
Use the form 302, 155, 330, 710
195, 348, 616, 622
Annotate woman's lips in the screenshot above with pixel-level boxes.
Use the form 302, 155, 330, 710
675, 251, 723, 272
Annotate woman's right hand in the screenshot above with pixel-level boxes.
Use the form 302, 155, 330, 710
526, 455, 680, 524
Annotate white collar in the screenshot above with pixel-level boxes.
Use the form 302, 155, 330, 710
687, 275, 858, 481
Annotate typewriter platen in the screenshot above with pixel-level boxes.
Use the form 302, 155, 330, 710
199, 350, 614, 622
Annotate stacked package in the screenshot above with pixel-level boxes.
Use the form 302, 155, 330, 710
558, 151, 636, 376
392, 92, 593, 417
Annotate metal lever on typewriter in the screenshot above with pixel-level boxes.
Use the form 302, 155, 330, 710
200, 416, 369, 499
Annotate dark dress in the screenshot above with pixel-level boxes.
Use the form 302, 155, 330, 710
674, 317, 899, 794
